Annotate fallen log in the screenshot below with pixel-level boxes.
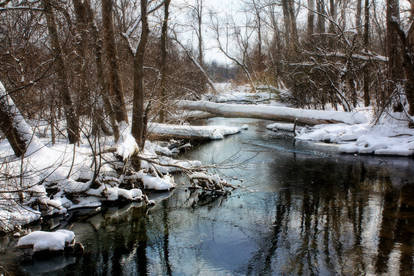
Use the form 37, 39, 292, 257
147, 123, 241, 140
177, 100, 368, 125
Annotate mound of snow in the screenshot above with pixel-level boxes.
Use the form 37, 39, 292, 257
17, 230, 75, 252
296, 112, 414, 156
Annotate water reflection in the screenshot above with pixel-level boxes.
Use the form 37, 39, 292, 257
1, 118, 414, 275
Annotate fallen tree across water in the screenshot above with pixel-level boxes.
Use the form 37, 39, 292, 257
177, 100, 368, 125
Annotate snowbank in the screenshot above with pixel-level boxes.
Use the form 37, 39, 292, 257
296, 113, 414, 156
17, 230, 75, 252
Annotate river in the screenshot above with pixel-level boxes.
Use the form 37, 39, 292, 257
1, 118, 414, 275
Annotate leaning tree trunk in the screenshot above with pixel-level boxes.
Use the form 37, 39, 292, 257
159, 0, 171, 123
0, 82, 43, 157
102, 0, 128, 127
131, 0, 149, 149
42, 0, 79, 144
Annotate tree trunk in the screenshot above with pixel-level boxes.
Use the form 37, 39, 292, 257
307, 0, 315, 42
159, 0, 171, 123
287, 0, 298, 48
386, 0, 404, 105
72, 0, 90, 117
391, 21, 414, 116
102, 0, 128, 126
0, 81, 42, 157
316, 0, 326, 45
356, 0, 362, 37
131, 0, 149, 149
363, 0, 370, 106
42, 0, 79, 144
177, 100, 368, 125
328, 0, 337, 48
197, 0, 204, 68
281, 0, 291, 49
84, 0, 119, 139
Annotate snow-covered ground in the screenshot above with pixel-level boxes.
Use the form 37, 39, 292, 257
296, 112, 414, 156
203, 83, 283, 105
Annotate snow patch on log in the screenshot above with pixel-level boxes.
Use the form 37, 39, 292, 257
148, 123, 242, 140
177, 100, 368, 125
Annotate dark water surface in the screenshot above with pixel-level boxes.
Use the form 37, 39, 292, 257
1, 118, 414, 275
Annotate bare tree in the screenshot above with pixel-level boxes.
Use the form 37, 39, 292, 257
42, 0, 79, 144
386, 0, 404, 108
131, 0, 150, 148
159, 0, 171, 123
188, 0, 204, 68
102, 0, 128, 130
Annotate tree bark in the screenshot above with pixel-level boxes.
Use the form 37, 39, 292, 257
316, 0, 326, 45
0, 81, 42, 157
356, 0, 362, 37
281, 0, 291, 49
328, 0, 336, 47
131, 0, 149, 148
196, 0, 204, 68
287, 0, 298, 48
363, 0, 370, 106
386, 0, 404, 104
307, 0, 315, 42
42, 0, 79, 144
83, 0, 119, 139
159, 0, 171, 123
72, 0, 90, 117
102, 0, 128, 126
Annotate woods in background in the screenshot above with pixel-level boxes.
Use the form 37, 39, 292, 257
1, 0, 414, 156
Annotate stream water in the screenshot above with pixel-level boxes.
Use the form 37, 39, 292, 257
1, 118, 414, 275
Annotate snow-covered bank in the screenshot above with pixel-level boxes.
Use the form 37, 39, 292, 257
292, 113, 414, 156
177, 100, 368, 125
0, 120, 236, 233
148, 123, 242, 140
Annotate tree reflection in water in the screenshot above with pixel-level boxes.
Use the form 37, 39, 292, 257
1, 119, 414, 275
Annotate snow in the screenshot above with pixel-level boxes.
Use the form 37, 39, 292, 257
203, 83, 278, 103
0, 81, 44, 156
295, 112, 414, 156
116, 121, 139, 160
266, 122, 302, 132
148, 123, 242, 140
178, 100, 368, 125
17, 229, 75, 252
137, 171, 175, 190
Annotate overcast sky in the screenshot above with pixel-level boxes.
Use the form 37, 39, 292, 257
171, 0, 245, 65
